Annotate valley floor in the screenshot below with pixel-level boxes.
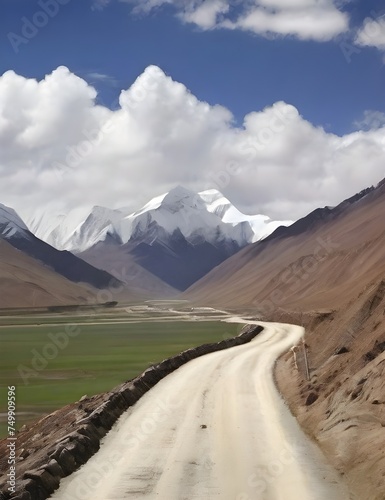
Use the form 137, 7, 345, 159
50, 323, 350, 500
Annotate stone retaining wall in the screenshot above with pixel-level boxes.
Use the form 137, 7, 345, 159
0, 324, 262, 500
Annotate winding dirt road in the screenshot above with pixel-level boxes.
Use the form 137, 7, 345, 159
50, 323, 350, 500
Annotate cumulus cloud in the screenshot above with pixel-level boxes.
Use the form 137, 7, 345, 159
0, 65, 384, 223
355, 14, 385, 50
126, 0, 349, 41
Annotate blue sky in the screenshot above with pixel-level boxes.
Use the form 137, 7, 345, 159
1, 0, 385, 221
1, 0, 384, 135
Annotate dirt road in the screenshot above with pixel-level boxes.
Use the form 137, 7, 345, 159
50, 323, 350, 500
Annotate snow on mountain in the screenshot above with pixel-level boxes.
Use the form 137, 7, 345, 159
63, 206, 125, 252
26, 206, 92, 250
25, 186, 293, 252
1, 202, 122, 290
0, 203, 29, 239
198, 189, 293, 242
116, 186, 252, 248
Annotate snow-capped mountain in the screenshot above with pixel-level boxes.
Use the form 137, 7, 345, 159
0, 203, 30, 240
26, 186, 292, 252
24, 187, 293, 290
116, 186, 253, 250
198, 189, 293, 242
0, 202, 121, 291
27, 206, 96, 251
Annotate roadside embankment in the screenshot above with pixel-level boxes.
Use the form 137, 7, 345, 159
0, 324, 262, 500
274, 283, 385, 500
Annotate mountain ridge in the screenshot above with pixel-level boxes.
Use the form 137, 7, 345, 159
0, 240, 95, 309
0, 202, 121, 292
184, 178, 385, 307
24, 186, 293, 291
25, 186, 292, 252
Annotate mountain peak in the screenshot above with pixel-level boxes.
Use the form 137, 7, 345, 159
164, 185, 196, 198
161, 186, 204, 212
88, 205, 122, 219
25, 187, 293, 251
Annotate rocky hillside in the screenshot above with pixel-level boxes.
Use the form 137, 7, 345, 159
275, 289, 385, 500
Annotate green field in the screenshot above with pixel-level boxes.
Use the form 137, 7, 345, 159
0, 309, 242, 437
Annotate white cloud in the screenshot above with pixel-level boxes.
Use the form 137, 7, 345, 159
91, 0, 112, 11
0, 65, 384, 223
126, 0, 349, 41
180, 0, 229, 29
355, 15, 385, 50
224, 3, 348, 41
354, 110, 385, 131
86, 72, 119, 86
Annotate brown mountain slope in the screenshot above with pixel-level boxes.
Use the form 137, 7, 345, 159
184, 179, 385, 499
0, 240, 95, 308
184, 181, 385, 312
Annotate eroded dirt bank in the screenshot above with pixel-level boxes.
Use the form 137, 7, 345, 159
274, 284, 385, 500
